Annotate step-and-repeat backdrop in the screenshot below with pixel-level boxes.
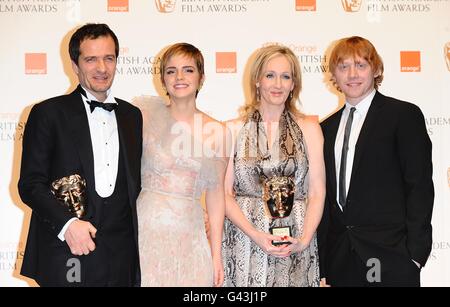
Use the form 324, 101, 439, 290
1, 0, 449, 286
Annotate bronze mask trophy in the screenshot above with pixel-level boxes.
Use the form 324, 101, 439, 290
262, 176, 295, 246
51, 174, 87, 219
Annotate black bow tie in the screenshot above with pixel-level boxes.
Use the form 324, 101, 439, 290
86, 100, 117, 113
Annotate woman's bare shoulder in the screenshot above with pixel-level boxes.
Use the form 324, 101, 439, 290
296, 115, 323, 141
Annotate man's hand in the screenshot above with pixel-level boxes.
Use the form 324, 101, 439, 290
64, 220, 97, 256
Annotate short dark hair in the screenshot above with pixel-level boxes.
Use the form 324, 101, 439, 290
69, 23, 119, 64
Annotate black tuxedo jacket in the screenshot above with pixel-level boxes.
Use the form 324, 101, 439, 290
318, 91, 434, 285
18, 86, 143, 285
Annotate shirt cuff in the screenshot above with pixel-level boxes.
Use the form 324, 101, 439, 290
412, 259, 421, 269
57, 218, 78, 241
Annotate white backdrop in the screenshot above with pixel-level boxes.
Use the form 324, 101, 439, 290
1, 0, 449, 286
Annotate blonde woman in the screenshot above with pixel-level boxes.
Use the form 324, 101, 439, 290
222, 45, 325, 286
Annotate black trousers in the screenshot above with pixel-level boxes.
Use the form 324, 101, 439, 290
328, 249, 420, 287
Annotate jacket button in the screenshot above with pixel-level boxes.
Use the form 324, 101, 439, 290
346, 225, 354, 230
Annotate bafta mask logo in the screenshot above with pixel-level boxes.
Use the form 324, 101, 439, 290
155, 0, 176, 13
447, 167, 450, 188
342, 0, 362, 12
445, 42, 450, 72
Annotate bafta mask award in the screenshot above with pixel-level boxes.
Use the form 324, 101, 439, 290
262, 176, 295, 246
51, 174, 87, 219
341, 0, 362, 12
155, 0, 176, 13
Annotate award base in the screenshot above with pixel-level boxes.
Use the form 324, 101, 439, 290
270, 226, 292, 246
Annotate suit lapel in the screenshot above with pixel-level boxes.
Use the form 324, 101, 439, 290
115, 101, 136, 205
325, 108, 344, 202
349, 91, 385, 191
62, 88, 138, 221
63, 86, 97, 218
64, 87, 95, 186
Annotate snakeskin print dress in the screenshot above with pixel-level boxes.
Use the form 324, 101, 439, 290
223, 110, 320, 287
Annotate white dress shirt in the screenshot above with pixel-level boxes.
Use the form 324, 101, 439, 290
334, 89, 376, 211
58, 86, 119, 241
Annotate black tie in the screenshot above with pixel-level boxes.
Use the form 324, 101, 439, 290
86, 100, 117, 113
339, 107, 356, 209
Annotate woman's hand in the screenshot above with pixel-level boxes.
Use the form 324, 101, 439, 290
213, 256, 224, 287
251, 231, 292, 258
279, 236, 309, 255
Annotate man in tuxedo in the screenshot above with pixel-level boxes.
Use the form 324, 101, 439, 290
18, 23, 142, 286
318, 36, 433, 286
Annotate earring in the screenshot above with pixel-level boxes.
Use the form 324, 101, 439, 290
256, 87, 261, 102
289, 91, 293, 99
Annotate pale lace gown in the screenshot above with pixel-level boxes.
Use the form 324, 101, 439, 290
223, 110, 320, 287
134, 96, 226, 287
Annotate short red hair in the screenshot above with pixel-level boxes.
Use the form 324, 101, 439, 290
329, 36, 384, 90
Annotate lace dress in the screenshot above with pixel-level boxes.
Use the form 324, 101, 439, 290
223, 110, 320, 287
134, 96, 226, 286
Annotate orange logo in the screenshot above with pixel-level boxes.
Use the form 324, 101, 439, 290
216, 52, 237, 73
400, 51, 421, 72
342, 0, 362, 12
25, 53, 47, 75
155, 0, 176, 13
296, 0, 316, 11
108, 0, 128, 12
445, 42, 450, 72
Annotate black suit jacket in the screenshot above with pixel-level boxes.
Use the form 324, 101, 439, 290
318, 91, 433, 284
18, 86, 143, 285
